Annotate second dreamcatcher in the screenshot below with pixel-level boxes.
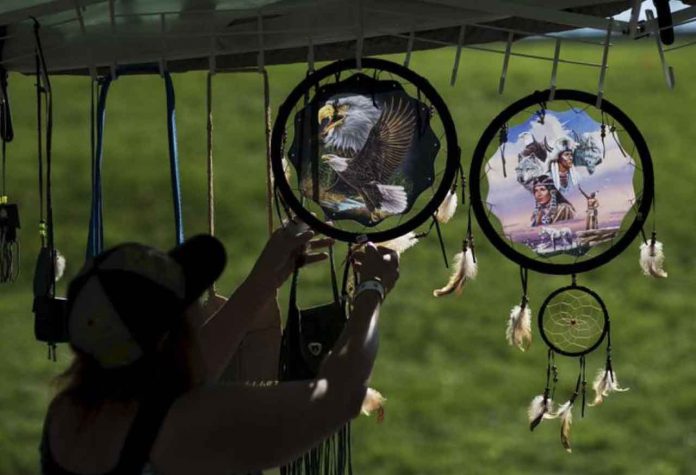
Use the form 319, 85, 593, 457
466, 88, 666, 451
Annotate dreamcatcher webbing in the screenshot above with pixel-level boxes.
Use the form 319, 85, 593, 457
87, 65, 184, 258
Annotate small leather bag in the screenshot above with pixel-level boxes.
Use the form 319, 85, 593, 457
279, 246, 353, 475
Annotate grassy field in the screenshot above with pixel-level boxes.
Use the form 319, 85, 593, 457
1, 39, 695, 475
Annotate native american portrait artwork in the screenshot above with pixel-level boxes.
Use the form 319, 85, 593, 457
287, 75, 440, 227
484, 109, 636, 259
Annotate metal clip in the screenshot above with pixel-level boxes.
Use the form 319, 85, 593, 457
403, 28, 415, 68
549, 38, 561, 100
646, 9, 675, 90
596, 19, 613, 108
257, 12, 265, 73
450, 25, 466, 87
498, 31, 513, 95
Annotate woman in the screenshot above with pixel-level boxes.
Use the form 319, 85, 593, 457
41, 223, 399, 475
530, 175, 575, 227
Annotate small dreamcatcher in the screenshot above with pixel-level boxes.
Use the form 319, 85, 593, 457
470, 89, 664, 451
271, 57, 461, 245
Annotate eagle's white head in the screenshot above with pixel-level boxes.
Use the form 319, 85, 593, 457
318, 95, 381, 154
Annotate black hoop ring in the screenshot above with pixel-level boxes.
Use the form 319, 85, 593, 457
470, 89, 654, 275
538, 284, 609, 357
271, 58, 460, 243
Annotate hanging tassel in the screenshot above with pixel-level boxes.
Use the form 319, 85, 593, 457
588, 367, 629, 406
555, 400, 574, 453
639, 232, 667, 278
432, 239, 477, 297
506, 301, 532, 351
0, 200, 20, 283
379, 231, 419, 255
361, 387, 386, 423
528, 394, 556, 431
435, 187, 457, 224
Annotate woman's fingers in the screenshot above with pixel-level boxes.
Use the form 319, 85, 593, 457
307, 237, 334, 251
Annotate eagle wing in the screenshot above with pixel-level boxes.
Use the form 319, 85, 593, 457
343, 97, 416, 184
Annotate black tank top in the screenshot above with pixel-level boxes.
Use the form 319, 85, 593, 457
40, 395, 174, 475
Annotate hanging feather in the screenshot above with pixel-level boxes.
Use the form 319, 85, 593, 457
506, 302, 532, 351
556, 400, 574, 453
639, 237, 667, 278
281, 156, 292, 184
54, 250, 66, 282
433, 243, 477, 297
588, 368, 629, 406
0, 201, 20, 283
361, 387, 386, 423
435, 188, 457, 224
379, 231, 419, 255
528, 394, 556, 431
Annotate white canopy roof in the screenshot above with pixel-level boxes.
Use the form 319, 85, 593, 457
0, 1, 692, 75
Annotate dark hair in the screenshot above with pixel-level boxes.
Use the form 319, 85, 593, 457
53, 313, 202, 409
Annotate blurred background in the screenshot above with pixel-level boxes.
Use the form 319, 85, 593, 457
1, 37, 695, 475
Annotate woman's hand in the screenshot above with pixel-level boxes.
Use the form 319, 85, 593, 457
351, 243, 400, 296
247, 220, 334, 294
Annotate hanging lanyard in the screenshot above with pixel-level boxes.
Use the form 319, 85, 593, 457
87, 65, 184, 258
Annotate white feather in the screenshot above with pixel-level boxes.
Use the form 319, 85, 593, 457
556, 400, 574, 453
639, 240, 668, 278
54, 250, 66, 282
435, 189, 458, 224
282, 157, 292, 183
379, 232, 419, 255
361, 387, 386, 418
528, 394, 556, 431
432, 247, 477, 297
505, 303, 532, 351
589, 368, 629, 407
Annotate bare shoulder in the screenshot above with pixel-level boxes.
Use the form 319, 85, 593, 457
150, 380, 352, 475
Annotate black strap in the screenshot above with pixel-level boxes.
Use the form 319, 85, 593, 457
289, 245, 340, 310
114, 394, 177, 474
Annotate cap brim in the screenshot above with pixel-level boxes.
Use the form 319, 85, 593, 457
168, 235, 226, 305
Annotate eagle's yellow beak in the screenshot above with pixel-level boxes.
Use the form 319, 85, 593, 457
318, 104, 335, 137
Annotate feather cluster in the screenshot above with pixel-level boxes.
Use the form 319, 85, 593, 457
555, 401, 574, 453
435, 189, 458, 224
589, 368, 629, 406
506, 303, 532, 351
639, 240, 668, 278
361, 387, 386, 423
54, 250, 66, 282
379, 231, 419, 255
433, 247, 477, 297
528, 394, 556, 431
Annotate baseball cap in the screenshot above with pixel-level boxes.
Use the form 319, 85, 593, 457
67, 235, 226, 369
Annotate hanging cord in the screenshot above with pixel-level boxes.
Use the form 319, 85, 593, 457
206, 71, 217, 296
87, 65, 184, 258
600, 111, 607, 159
466, 203, 476, 263
519, 266, 529, 308
33, 18, 54, 272
499, 123, 508, 178
580, 355, 587, 417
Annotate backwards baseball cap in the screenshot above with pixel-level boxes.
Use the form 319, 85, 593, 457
67, 235, 226, 369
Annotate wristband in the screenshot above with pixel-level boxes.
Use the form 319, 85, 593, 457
355, 279, 385, 302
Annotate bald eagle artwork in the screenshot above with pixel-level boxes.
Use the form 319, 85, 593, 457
316, 95, 417, 222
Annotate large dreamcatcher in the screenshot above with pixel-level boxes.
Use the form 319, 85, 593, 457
467, 89, 667, 451
271, 57, 461, 245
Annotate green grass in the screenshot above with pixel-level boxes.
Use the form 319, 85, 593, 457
1, 39, 696, 475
